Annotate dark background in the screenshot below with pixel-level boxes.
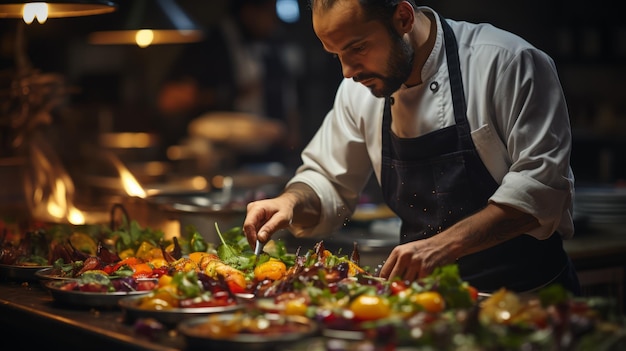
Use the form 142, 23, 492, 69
0, 0, 624, 184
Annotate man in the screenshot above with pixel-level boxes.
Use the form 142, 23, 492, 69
243, 0, 580, 294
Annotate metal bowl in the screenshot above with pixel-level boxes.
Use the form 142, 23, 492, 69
178, 313, 319, 351
44, 280, 152, 309
118, 294, 243, 326
35, 267, 77, 283
0, 263, 52, 282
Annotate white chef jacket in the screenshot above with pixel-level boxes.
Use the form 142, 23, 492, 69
288, 7, 575, 241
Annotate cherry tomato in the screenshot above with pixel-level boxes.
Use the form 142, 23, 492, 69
224, 271, 247, 294
226, 280, 246, 294
349, 294, 391, 321
138, 297, 173, 311
410, 291, 445, 313
79, 282, 109, 293
102, 264, 116, 275
151, 266, 169, 278
390, 280, 408, 295
284, 299, 308, 316
136, 280, 157, 291
467, 285, 479, 302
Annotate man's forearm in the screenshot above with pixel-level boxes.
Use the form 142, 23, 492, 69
442, 202, 541, 260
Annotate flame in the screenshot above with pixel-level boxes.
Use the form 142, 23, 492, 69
120, 167, 147, 198
25, 135, 86, 224
104, 152, 147, 198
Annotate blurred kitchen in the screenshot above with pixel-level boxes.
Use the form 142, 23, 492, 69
1, 0, 625, 306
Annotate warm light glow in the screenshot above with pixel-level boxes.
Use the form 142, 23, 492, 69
191, 176, 208, 190
68, 207, 86, 225
88, 29, 203, 46
99, 132, 156, 148
135, 29, 154, 48
23, 3, 48, 24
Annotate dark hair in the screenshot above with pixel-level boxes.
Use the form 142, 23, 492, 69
308, 0, 417, 23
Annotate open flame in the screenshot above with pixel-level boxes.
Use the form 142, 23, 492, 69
25, 136, 147, 225
112, 157, 147, 198
25, 134, 85, 224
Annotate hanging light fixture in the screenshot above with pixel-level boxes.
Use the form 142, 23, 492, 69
87, 0, 203, 48
0, 0, 117, 24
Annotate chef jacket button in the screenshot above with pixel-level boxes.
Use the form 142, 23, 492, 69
429, 81, 439, 92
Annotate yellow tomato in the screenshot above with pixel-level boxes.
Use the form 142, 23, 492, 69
69, 232, 97, 255
118, 248, 135, 260
284, 299, 308, 316
134, 241, 157, 260
349, 294, 391, 321
410, 291, 446, 313
254, 258, 287, 281
138, 297, 174, 310
149, 257, 169, 269
158, 274, 173, 287
151, 285, 180, 307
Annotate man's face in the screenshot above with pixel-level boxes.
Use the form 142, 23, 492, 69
312, 0, 414, 97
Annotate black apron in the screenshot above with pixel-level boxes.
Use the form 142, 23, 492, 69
381, 15, 580, 294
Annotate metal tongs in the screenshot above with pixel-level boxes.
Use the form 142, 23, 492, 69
254, 239, 263, 256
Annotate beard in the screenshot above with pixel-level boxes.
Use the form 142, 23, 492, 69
355, 30, 414, 98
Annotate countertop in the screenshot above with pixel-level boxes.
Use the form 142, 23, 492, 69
0, 281, 186, 351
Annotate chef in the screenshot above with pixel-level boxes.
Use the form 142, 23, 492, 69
243, 0, 581, 294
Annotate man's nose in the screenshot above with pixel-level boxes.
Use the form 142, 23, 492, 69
340, 58, 359, 79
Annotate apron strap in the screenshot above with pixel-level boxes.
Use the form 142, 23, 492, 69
439, 15, 475, 151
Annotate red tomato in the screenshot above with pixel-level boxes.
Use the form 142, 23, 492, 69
390, 280, 408, 295
80, 282, 109, 293
226, 280, 246, 294
102, 264, 116, 275
467, 285, 479, 302
151, 267, 169, 277
136, 280, 157, 291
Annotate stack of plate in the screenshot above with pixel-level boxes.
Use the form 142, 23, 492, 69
574, 186, 626, 234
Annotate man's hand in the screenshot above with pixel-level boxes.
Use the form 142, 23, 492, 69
243, 195, 296, 246
243, 182, 321, 248
379, 203, 539, 282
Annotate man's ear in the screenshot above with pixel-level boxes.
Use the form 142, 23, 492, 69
393, 1, 415, 35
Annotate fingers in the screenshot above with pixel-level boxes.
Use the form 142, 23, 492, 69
243, 200, 292, 247
379, 244, 429, 282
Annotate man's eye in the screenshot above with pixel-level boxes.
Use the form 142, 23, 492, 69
352, 44, 366, 53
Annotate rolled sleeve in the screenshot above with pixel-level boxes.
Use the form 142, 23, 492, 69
490, 172, 574, 239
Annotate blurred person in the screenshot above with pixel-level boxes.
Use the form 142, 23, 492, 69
243, 0, 581, 295
157, 0, 302, 168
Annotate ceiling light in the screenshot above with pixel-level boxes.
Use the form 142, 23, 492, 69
0, 0, 117, 23
88, 0, 203, 48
